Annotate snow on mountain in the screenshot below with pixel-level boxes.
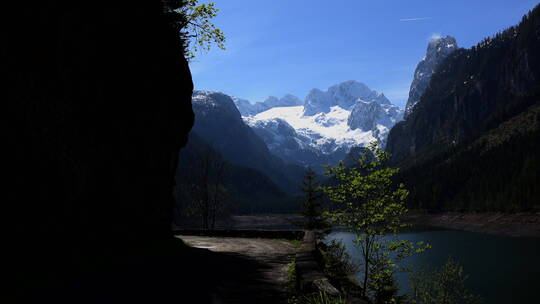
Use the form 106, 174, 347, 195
191, 90, 305, 193
243, 117, 315, 160
404, 35, 458, 118
303, 88, 332, 116
233, 94, 303, 116
348, 100, 403, 145
247, 105, 376, 152
304, 80, 390, 116
242, 81, 404, 170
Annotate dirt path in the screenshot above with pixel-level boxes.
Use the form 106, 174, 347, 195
177, 236, 297, 303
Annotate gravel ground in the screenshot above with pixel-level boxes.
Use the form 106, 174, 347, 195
405, 212, 540, 237
177, 235, 297, 303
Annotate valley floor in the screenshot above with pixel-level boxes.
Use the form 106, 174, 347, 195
404, 212, 540, 237
173, 213, 302, 230
177, 212, 540, 237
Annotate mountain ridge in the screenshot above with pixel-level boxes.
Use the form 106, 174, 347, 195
191, 90, 304, 194
233, 94, 303, 116
242, 80, 403, 171
386, 5, 540, 212
404, 35, 458, 118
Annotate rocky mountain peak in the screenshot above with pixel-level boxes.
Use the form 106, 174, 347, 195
279, 94, 303, 106
426, 35, 458, 62
303, 88, 332, 116
404, 35, 458, 118
233, 94, 303, 116
262, 94, 303, 108
262, 96, 280, 107
193, 90, 243, 119
376, 92, 391, 105
347, 101, 384, 132
241, 80, 404, 171
303, 80, 390, 116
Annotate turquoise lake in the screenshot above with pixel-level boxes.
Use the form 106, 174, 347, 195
327, 229, 540, 304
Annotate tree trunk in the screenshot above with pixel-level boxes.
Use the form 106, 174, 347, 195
362, 239, 370, 298
363, 260, 369, 298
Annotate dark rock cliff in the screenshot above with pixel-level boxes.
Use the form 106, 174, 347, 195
6, 2, 194, 301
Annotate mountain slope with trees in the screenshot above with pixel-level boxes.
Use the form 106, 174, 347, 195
386, 5, 540, 212
175, 132, 298, 216
191, 90, 305, 194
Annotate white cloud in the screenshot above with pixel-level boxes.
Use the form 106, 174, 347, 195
399, 17, 432, 22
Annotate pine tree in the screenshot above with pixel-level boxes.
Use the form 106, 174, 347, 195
298, 168, 328, 231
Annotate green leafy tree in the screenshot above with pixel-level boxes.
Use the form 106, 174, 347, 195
409, 257, 482, 304
323, 142, 428, 301
298, 168, 329, 231
165, 0, 226, 60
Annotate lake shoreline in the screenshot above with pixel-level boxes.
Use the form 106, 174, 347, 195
174, 212, 540, 237
403, 212, 540, 237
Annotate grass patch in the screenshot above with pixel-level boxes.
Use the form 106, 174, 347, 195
288, 256, 298, 292
276, 238, 303, 248
179, 239, 193, 247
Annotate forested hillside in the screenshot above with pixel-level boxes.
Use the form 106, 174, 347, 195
191, 91, 305, 194
399, 100, 540, 212
386, 5, 540, 212
176, 133, 300, 217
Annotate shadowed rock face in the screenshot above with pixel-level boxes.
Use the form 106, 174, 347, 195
191, 91, 305, 194
404, 36, 458, 118
303, 80, 391, 116
6, 2, 194, 301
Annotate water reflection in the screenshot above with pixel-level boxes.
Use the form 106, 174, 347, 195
326, 229, 540, 304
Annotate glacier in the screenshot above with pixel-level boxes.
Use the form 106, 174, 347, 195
240, 80, 404, 171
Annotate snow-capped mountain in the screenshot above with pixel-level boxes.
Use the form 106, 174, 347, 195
304, 80, 391, 115
241, 81, 403, 171
245, 105, 370, 168
233, 94, 303, 116
191, 90, 305, 193
404, 35, 458, 118
231, 97, 265, 116
348, 99, 402, 146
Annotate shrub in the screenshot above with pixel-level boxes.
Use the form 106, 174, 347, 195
321, 240, 359, 281
409, 257, 482, 304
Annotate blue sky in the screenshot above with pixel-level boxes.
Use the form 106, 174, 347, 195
189, 0, 539, 108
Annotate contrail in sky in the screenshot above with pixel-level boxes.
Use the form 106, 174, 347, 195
399, 17, 433, 22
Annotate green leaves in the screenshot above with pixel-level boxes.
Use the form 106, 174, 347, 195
409, 257, 482, 304
322, 142, 428, 301
173, 0, 226, 60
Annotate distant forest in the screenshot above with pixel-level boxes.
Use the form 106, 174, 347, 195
389, 6, 540, 212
